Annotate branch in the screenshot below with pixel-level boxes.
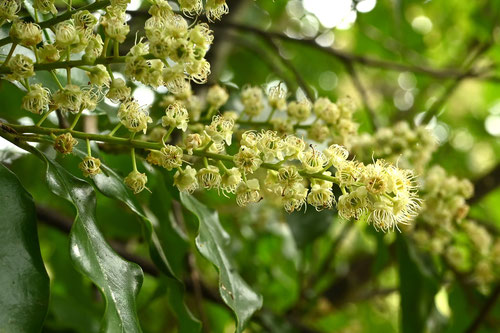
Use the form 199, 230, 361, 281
228, 34, 298, 93
214, 22, 497, 82
469, 164, 500, 204
465, 284, 500, 333
262, 37, 315, 101
342, 61, 378, 130
420, 41, 494, 124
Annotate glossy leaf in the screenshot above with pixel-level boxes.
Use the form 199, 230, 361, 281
30, 148, 144, 333
286, 209, 334, 248
180, 193, 263, 333
397, 235, 439, 333
74, 149, 201, 333
0, 163, 50, 333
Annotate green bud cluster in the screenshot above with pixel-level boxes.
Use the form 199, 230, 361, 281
412, 166, 499, 286
351, 121, 437, 173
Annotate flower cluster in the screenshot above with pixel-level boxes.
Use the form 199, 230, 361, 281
148, 101, 420, 231
411, 166, 499, 286
0, 0, 229, 181
1, 1, 423, 233
351, 121, 437, 173
419, 166, 473, 229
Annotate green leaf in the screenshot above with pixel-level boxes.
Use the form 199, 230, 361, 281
89, 158, 179, 279
397, 235, 439, 333
180, 193, 263, 333
0, 163, 50, 333
73, 150, 202, 333
286, 209, 334, 248
28, 147, 144, 333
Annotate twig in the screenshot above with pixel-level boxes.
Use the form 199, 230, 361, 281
262, 37, 315, 101
213, 22, 496, 82
229, 34, 298, 93
342, 61, 378, 130
469, 164, 500, 204
465, 284, 500, 333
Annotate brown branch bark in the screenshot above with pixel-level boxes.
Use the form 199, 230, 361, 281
469, 164, 500, 204
214, 22, 497, 82
465, 284, 500, 333
342, 61, 378, 130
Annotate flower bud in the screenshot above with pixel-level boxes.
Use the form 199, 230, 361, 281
236, 179, 261, 207
234, 146, 262, 174
38, 44, 60, 63
162, 101, 189, 131
86, 64, 111, 87
79, 156, 101, 177
22, 84, 51, 114
206, 84, 228, 109
10, 20, 42, 47
197, 165, 221, 190
314, 97, 339, 124
184, 133, 202, 154
124, 170, 148, 194
106, 78, 131, 102
205, 0, 229, 22
241, 86, 264, 117
6, 54, 34, 81
174, 166, 198, 193
308, 122, 329, 142
270, 118, 293, 136
53, 85, 83, 113
288, 99, 312, 122
55, 21, 79, 48
34, 0, 57, 15
53, 133, 78, 155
